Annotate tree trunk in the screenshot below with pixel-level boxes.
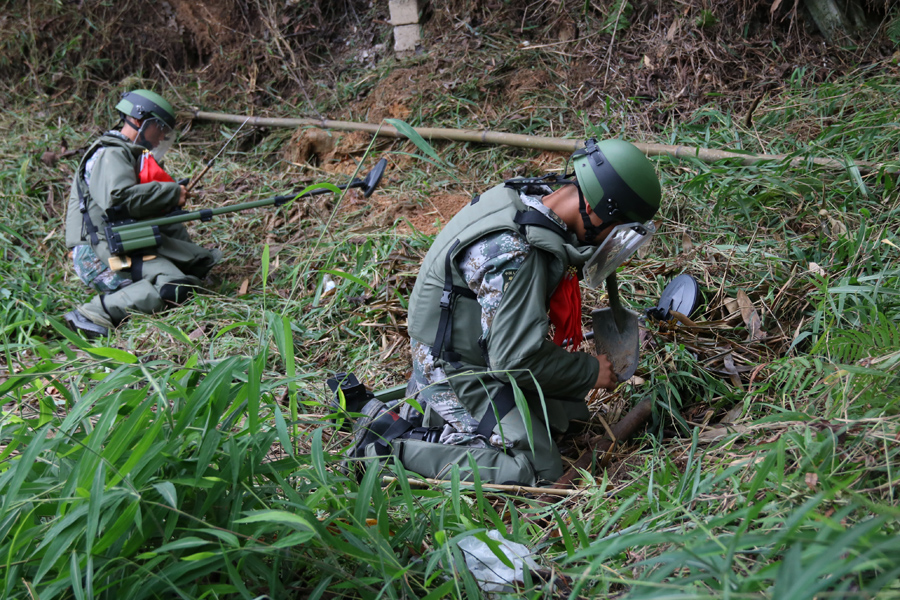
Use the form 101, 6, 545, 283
804, 0, 867, 42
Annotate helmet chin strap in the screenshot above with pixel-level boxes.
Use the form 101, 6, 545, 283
125, 117, 153, 151
504, 171, 615, 245
574, 182, 615, 245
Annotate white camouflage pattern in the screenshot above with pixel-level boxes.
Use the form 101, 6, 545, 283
409, 189, 567, 448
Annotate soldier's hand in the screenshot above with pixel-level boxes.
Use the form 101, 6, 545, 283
178, 185, 189, 208
593, 354, 617, 390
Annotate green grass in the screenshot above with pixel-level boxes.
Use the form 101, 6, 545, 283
1, 23, 900, 600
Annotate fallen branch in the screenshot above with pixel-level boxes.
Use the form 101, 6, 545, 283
189, 110, 895, 174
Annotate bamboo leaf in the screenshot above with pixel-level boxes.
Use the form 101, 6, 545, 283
385, 118, 447, 166
319, 268, 374, 290
153, 482, 178, 508
0, 424, 48, 513
70, 551, 86, 600
86, 347, 139, 364
212, 321, 256, 340
272, 402, 293, 457
85, 462, 105, 555
236, 510, 316, 532
248, 351, 263, 436
261, 243, 270, 293
311, 427, 328, 483
182, 551, 220, 561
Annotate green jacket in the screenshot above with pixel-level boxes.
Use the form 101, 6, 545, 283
65, 133, 181, 256
408, 184, 600, 404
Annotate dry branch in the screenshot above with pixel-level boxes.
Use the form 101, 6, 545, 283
546, 398, 654, 493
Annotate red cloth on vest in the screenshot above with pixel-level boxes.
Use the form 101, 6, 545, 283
549, 267, 582, 348
138, 151, 174, 184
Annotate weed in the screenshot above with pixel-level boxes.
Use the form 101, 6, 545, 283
0, 14, 899, 598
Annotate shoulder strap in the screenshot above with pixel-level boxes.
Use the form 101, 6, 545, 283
430, 239, 477, 364
474, 384, 517, 439
76, 142, 108, 246
513, 210, 567, 239
78, 136, 142, 248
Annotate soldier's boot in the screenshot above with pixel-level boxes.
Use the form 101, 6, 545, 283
78, 279, 160, 328
63, 310, 109, 340
346, 400, 422, 459
159, 277, 199, 306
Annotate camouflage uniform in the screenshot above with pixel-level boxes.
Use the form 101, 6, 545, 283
70, 136, 134, 294
72, 244, 133, 293
408, 191, 564, 448
64, 131, 218, 328
395, 184, 599, 484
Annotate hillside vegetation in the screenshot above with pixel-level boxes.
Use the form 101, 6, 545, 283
1, 1, 899, 598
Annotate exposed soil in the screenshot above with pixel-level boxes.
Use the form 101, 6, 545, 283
284, 128, 473, 234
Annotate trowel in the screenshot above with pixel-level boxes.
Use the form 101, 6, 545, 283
590, 273, 701, 382
591, 272, 641, 382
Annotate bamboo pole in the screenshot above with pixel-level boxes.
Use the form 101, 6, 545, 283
190, 110, 893, 173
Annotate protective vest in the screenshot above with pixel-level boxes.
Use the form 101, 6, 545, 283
64, 134, 143, 249
407, 184, 598, 438
408, 183, 591, 367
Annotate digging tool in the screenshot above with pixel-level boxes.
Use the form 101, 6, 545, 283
572, 273, 701, 367
104, 158, 387, 257
591, 272, 641, 382
542, 274, 702, 492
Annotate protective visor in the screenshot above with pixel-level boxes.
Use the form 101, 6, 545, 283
135, 117, 175, 162
583, 221, 656, 288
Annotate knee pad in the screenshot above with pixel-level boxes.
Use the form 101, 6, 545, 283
159, 278, 196, 306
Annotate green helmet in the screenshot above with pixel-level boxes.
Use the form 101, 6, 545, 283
572, 138, 661, 224
115, 90, 176, 129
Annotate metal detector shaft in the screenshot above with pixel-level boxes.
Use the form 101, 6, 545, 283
105, 158, 387, 255
112, 186, 332, 232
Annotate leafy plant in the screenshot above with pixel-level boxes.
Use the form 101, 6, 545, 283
1, 15, 899, 598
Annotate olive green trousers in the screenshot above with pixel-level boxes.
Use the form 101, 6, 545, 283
79, 224, 217, 327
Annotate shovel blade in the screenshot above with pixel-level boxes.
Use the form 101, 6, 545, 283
591, 307, 640, 382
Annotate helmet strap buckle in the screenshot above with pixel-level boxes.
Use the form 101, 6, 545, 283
605, 198, 618, 215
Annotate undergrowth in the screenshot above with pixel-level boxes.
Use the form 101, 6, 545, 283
1, 14, 900, 600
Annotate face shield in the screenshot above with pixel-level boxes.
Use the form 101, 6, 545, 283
134, 117, 175, 162
583, 221, 656, 288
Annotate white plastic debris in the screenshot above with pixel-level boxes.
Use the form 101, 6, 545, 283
457, 530, 541, 594
322, 274, 337, 297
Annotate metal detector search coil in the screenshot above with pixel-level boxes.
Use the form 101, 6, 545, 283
583, 221, 656, 288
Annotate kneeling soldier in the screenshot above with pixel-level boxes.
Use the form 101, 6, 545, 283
349, 138, 662, 486
63, 89, 219, 338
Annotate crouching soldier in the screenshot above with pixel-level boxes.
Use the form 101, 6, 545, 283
63, 89, 219, 338
348, 138, 662, 486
